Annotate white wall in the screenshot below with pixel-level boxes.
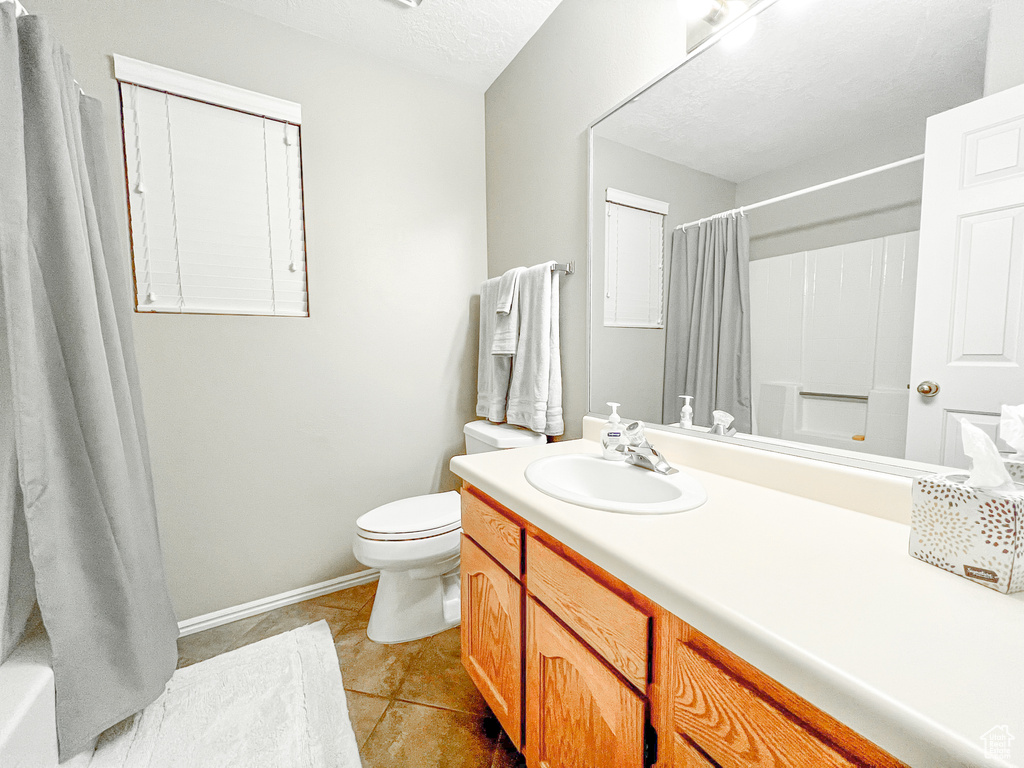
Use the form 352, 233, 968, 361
590, 138, 736, 423
31, 0, 487, 620
984, 0, 1024, 96
485, 0, 691, 434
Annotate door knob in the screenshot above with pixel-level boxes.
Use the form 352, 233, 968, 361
916, 381, 940, 397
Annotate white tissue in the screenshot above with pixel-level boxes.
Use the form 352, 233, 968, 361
961, 419, 1013, 489
1000, 404, 1024, 460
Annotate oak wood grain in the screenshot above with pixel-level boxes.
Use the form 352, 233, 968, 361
526, 597, 646, 768
460, 535, 523, 747
462, 487, 522, 577
664, 617, 909, 768
526, 535, 650, 690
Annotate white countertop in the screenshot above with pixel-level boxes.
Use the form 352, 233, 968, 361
451, 436, 1024, 768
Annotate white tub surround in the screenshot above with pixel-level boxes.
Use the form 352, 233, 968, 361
450, 421, 1024, 768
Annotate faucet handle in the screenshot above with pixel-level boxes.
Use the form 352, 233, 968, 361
623, 420, 647, 446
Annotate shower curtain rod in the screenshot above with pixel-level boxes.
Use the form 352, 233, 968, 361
677, 153, 925, 230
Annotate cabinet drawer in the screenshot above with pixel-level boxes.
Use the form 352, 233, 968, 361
671, 641, 856, 768
526, 536, 649, 690
462, 489, 522, 576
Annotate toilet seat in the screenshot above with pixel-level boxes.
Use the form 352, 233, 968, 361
356, 491, 461, 542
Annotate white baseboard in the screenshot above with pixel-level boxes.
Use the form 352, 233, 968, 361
177, 569, 380, 637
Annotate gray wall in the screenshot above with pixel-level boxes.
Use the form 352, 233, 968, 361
736, 124, 928, 262
32, 0, 487, 620
484, 0, 692, 435
589, 138, 736, 423
984, 0, 1024, 95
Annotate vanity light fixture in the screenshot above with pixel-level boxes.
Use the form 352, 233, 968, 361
391, 0, 423, 7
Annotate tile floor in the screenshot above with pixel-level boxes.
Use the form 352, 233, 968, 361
176, 579, 522, 768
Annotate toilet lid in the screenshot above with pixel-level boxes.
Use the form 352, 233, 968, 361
356, 491, 462, 541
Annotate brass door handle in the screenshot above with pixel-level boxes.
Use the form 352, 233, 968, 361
916, 381, 940, 397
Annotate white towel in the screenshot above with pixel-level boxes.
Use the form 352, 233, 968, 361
506, 262, 563, 436
476, 277, 512, 422
492, 267, 524, 356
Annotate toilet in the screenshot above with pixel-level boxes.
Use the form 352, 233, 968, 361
353, 420, 546, 644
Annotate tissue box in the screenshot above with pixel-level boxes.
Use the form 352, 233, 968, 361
910, 473, 1024, 594
1005, 459, 1024, 484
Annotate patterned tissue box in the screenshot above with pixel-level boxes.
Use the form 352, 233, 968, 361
910, 474, 1024, 594
1005, 459, 1024, 484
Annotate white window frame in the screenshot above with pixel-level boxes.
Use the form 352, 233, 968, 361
114, 55, 308, 317
604, 188, 669, 329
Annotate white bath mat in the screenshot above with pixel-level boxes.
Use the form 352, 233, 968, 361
84, 621, 361, 768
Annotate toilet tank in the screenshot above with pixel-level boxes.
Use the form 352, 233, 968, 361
463, 421, 546, 454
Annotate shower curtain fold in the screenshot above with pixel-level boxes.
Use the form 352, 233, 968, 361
663, 214, 752, 433
0, 7, 178, 759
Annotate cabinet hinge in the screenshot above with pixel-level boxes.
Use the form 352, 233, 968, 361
644, 722, 658, 767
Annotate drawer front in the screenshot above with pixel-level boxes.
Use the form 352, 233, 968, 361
461, 535, 523, 747
671, 641, 857, 768
462, 489, 521, 576
526, 536, 649, 690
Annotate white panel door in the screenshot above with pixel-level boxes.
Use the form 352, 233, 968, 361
906, 82, 1024, 466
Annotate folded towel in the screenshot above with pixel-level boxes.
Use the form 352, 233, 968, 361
492, 267, 524, 356
476, 277, 512, 422
506, 262, 563, 436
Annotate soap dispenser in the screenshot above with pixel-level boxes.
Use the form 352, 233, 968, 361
601, 402, 626, 461
678, 395, 694, 429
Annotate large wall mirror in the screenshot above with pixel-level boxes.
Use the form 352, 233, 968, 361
589, 0, 1024, 474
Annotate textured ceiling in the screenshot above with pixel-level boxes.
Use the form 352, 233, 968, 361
213, 0, 564, 90
594, 0, 994, 182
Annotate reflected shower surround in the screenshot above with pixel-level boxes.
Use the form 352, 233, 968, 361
0, 6, 177, 759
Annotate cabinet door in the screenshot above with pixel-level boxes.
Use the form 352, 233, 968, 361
461, 535, 523, 748
525, 598, 645, 768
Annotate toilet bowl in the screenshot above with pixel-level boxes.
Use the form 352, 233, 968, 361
353, 421, 546, 644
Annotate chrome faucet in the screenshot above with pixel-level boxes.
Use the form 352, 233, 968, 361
616, 421, 678, 475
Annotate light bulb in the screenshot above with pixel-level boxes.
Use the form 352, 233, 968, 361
720, 14, 757, 50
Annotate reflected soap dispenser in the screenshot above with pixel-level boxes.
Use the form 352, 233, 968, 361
601, 402, 626, 461
678, 395, 694, 429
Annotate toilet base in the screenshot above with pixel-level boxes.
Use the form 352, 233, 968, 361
366, 565, 461, 644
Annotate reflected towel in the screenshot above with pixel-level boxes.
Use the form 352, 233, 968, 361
506, 262, 563, 436
476, 277, 512, 422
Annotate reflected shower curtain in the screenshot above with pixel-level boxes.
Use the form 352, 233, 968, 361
662, 214, 752, 433
0, 8, 177, 759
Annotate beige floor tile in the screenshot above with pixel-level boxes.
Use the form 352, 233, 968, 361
228, 601, 357, 652
397, 627, 488, 716
175, 614, 264, 669
312, 580, 378, 613
345, 691, 390, 750
334, 621, 428, 698
359, 701, 498, 768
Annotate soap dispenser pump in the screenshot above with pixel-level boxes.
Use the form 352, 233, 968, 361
601, 402, 626, 461
678, 395, 694, 429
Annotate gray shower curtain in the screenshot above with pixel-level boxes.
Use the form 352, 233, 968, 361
663, 214, 752, 433
0, 7, 177, 759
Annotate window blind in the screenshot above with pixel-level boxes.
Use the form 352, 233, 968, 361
604, 197, 667, 328
119, 81, 308, 316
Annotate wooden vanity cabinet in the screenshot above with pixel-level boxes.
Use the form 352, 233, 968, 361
460, 486, 906, 768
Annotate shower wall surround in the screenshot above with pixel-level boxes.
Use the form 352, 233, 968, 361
749, 231, 919, 458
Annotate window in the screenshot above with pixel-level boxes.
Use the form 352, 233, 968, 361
603, 188, 668, 328
115, 56, 308, 316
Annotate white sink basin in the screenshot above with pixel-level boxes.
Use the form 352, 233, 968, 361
524, 453, 707, 514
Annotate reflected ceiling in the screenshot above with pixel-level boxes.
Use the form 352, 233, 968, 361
595, 0, 991, 182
